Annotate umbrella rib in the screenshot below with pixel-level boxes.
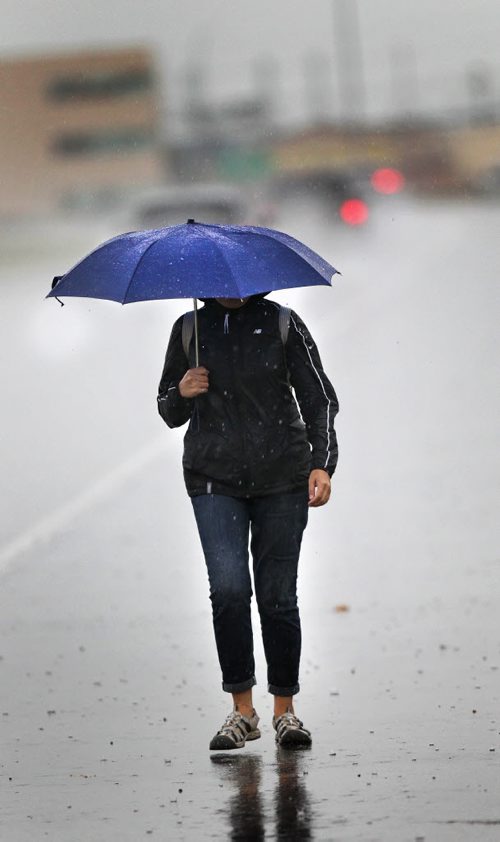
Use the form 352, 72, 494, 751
230, 229, 338, 279
201, 226, 337, 287
200, 229, 252, 296
198, 226, 335, 294
207, 239, 242, 297
121, 235, 170, 304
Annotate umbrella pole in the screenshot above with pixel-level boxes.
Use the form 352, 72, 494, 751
193, 297, 199, 367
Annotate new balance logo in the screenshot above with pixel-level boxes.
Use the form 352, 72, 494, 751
253, 328, 262, 334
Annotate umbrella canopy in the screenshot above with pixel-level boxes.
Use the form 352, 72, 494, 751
47, 220, 339, 304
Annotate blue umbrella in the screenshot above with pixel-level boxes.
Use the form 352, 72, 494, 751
48, 219, 339, 363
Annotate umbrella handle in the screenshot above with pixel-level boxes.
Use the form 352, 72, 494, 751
193, 297, 199, 367
191, 297, 200, 433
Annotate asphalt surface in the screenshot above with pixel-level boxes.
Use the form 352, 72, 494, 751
1, 196, 499, 840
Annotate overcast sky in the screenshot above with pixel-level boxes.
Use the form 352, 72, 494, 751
2, 0, 499, 124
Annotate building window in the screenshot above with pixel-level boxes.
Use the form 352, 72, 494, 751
47, 68, 153, 101
51, 127, 155, 157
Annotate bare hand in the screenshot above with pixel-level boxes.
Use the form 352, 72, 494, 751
308, 469, 331, 507
178, 366, 209, 398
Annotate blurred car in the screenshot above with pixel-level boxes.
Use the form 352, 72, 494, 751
473, 164, 500, 195
123, 182, 275, 230
268, 169, 370, 226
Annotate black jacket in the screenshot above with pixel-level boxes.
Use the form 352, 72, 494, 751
157, 297, 339, 497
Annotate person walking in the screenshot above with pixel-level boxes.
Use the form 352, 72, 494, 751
157, 293, 339, 749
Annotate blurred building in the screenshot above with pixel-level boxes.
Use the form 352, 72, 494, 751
446, 124, 500, 192
0, 46, 166, 217
268, 122, 500, 194
270, 123, 449, 179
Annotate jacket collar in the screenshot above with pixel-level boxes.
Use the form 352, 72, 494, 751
201, 293, 268, 312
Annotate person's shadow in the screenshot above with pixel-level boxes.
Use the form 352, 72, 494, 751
210, 747, 312, 839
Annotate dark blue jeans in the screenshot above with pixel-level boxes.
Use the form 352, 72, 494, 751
191, 491, 309, 696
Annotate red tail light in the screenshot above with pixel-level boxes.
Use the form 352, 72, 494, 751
371, 168, 405, 194
339, 198, 369, 226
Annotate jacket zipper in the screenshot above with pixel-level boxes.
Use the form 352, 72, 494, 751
224, 309, 249, 492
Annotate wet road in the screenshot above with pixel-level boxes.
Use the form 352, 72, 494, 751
1, 196, 499, 839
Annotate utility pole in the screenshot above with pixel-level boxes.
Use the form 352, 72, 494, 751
332, 0, 365, 123
303, 52, 334, 125
466, 62, 494, 125
390, 43, 419, 121
184, 61, 210, 139
253, 55, 279, 127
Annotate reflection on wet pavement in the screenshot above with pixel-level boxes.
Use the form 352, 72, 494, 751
211, 754, 265, 839
211, 747, 313, 839
274, 748, 312, 839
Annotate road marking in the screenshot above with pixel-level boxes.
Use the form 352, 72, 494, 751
0, 434, 168, 575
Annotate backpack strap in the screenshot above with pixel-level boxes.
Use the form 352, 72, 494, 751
278, 305, 291, 345
278, 305, 292, 386
182, 311, 195, 360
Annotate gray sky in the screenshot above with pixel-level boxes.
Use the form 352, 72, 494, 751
2, 0, 499, 123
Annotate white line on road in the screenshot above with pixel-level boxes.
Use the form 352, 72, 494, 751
0, 435, 169, 575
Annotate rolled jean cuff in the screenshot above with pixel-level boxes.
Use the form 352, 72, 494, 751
222, 675, 257, 694
268, 682, 300, 696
